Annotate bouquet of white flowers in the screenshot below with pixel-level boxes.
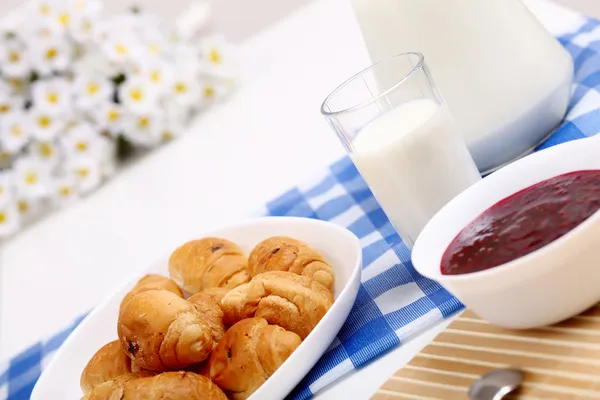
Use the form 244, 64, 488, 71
0, 0, 237, 238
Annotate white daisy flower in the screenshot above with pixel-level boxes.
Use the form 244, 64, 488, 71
29, 0, 58, 20
0, 39, 31, 78
31, 36, 71, 75
0, 93, 24, 116
92, 101, 125, 135
13, 157, 50, 198
51, 175, 79, 206
119, 77, 160, 114
169, 74, 200, 107
32, 78, 72, 114
31, 140, 61, 166
159, 120, 183, 143
101, 33, 140, 64
197, 77, 230, 107
61, 122, 105, 159
198, 35, 238, 77
29, 107, 66, 141
67, 155, 102, 194
138, 61, 175, 94
15, 195, 41, 223
0, 111, 31, 153
124, 113, 162, 147
73, 73, 112, 110
0, 171, 14, 207
0, 201, 20, 238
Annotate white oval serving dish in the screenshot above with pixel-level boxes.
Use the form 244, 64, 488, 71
412, 137, 600, 329
31, 216, 362, 399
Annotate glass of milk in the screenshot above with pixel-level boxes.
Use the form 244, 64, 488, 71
321, 52, 481, 249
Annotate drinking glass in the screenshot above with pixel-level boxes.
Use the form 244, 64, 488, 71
321, 52, 481, 248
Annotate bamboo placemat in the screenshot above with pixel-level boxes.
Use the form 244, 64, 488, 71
372, 306, 600, 400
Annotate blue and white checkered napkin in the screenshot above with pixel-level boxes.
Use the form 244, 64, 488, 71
3, 15, 600, 400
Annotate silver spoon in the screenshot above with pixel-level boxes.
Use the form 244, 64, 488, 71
468, 368, 524, 400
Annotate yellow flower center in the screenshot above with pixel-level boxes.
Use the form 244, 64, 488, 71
59, 186, 71, 197
108, 110, 120, 122
115, 43, 128, 56
18, 200, 28, 214
174, 82, 187, 94
0, 211, 6, 224
209, 48, 222, 64
38, 116, 51, 128
148, 44, 160, 56
82, 20, 92, 32
39, 143, 53, 158
47, 92, 59, 104
59, 13, 70, 27
130, 88, 143, 101
77, 168, 89, 177
204, 86, 215, 99
75, 0, 86, 9
39, 3, 50, 15
8, 51, 20, 63
0, 186, 3, 195
87, 82, 99, 95
8, 79, 24, 91
76, 141, 88, 152
25, 172, 37, 185
10, 125, 21, 137
162, 131, 173, 141
46, 48, 58, 60
0, 104, 10, 113
138, 117, 150, 129
150, 71, 161, 83
0, 151, 10, 162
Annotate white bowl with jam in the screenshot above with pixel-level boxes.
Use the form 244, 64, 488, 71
412, 136, 600, 329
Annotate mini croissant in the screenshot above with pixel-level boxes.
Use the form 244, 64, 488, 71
80, 340, 134, 394
83, 371, 227, 400
118, 290, 214, 371
188, 292, 226, 346
221, 271, 334, 339
248, 237, 335, 291
169, 238, 250, 294
209, 318, 301, 400
120, 274, 183, 314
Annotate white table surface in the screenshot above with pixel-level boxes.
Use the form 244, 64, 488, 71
0, 0, 587, 397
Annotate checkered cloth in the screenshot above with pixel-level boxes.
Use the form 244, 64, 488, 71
2, 13, 600, 400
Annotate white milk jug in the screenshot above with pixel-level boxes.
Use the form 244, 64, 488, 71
350, 0, 574, 173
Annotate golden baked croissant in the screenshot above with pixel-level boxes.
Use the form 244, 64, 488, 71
80, 340, 134, 394
201, 287, 230, 305
209, 318, 301, 400
120, 274, 183, 314
221, 271, 334, 339
248, 237, 335, 291
118, 290, 214, 371
188, 292, 226, 345
169, 238, 250, 294
82, 371, 227, 400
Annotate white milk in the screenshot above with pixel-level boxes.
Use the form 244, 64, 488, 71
351, 0, 574, 173
351, 99, 481, 248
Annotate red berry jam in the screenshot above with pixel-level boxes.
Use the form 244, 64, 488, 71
441, 170, 600, 275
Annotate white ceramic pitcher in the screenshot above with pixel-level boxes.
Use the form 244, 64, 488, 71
351, 0, 574, 173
